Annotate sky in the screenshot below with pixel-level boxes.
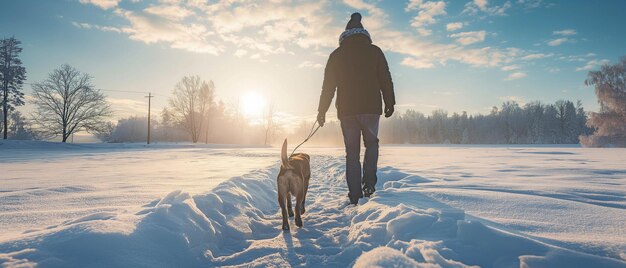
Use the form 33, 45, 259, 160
1, 0, 625, 127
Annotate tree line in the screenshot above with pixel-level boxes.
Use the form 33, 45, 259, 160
379, 100, 592, 144
1, 36, 624, 146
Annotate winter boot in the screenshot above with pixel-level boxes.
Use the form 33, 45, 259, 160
363, 184, 375, 198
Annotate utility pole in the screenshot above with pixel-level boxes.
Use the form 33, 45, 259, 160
146, 92, 154, 144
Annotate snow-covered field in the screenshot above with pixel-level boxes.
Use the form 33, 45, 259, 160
0, 141, 625, 267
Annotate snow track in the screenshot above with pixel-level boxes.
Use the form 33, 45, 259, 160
1, 154, 625, 267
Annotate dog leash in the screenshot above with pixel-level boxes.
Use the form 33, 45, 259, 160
290, 121, 321, 157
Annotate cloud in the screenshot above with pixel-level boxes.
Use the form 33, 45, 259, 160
499, 95, 526, 105
74, 0, 548, 73
463, 0, 512, 16
553, 29, 577, 36
501, 64, 520, 71
474, 0, 488, 10
517, 0, 551, 9
401, 57, 435, 69
449, 31, 487, 45
576, 59, 610, 71
234, 49, 248, 57
521, 53, 552, 60
505, 72, 527, 80
406, 0, 447, 29
193, 1, 337, 52
416, 28, 432, 36
79, 0, 121, 10
298, 61, 323, 69
547, 37, 570, 46
446, 22, 464, 31
375, 28, 520, 69
77, 1, 340, 57
72, 21, 122, 33
114, 8, 223, 55
559, 53, 596, 62
144, 4, 193, 21
548, 29, 576, 46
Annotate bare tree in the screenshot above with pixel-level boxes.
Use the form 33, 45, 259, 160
580, 56, 626, 147
264, 99, 275, 145
31, 64, 112, 142
1, 37, 27, 139
168, 75, 214, 143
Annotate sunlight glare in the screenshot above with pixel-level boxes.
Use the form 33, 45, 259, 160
241, 91, 266, 118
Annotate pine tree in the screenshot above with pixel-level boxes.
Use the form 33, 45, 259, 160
0, 37, 27, 139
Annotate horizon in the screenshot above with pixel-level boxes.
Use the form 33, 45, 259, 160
2, 0, 626, 138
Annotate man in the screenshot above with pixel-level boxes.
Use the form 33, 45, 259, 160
317, 12, 395, 205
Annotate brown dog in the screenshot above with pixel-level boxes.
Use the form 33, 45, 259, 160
277, 139, 311, 230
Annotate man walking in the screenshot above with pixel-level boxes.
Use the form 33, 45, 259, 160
317, 12, 395, 205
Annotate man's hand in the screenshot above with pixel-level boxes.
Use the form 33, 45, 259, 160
384, 105, 394, 118
317, 112, 326, 127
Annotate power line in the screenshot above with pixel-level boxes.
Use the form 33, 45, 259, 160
100, 89, 149, 94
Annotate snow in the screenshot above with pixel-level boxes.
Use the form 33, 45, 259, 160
0, 141, 275, 240
379, 146, 626, 259
1, 142, 625, 267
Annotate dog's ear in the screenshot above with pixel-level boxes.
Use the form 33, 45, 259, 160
281, 138, 291, 169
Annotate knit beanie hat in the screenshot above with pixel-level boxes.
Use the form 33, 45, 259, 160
345, 12, 363, 30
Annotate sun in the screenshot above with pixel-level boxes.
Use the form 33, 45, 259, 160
241, 91, 267, 118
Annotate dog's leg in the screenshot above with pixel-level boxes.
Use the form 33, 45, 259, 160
287, 192, 294, 217
300, 193, 306, 215
302, 178, 310, 215
278, 192, 289, 230
295, 194, 304, 228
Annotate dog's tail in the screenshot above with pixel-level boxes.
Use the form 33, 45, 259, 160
281, 138, 291, 169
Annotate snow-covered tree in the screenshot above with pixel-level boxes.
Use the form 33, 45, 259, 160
31, 64, 112, 142
94, 121, 116, 142
111, 116, 149, 143
581, 56, 626, 147
6, 111, 36, 140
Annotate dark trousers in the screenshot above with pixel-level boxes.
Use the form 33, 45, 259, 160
339, 114, 380, 202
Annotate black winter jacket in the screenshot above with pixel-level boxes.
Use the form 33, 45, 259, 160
318, 34, 395, 117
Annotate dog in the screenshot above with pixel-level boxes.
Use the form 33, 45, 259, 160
277, 139, 311, 230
